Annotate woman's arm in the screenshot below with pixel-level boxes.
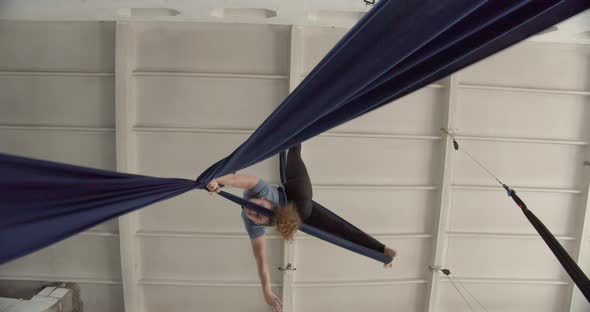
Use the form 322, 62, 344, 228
251, 236, 282, 312
207, 174, 259, 192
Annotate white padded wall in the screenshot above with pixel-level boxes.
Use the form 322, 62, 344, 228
0, 21, 123, 312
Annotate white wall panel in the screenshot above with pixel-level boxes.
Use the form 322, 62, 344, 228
139, 236, 283, 283
142, 284, 279, 312
136, 76, 287, 128
295, 283, 426, 312
446, 237, 574, 281
438, 282, 568, 312
571, 287, 590, 312
295, 237, 431, 282
460, 42, 590, 90
136, 132, 278, 180
332, 87, 446, 135
0, 235, 121, 279
0, 21, 115, 72
0, 21, 120, 312
305, 137, 441, 185
88, 220, 119, 234
456, 89, 590, 141
0, 76, 115, 127
134, 23, 290, 74
313, 188, 436, 234
301, 27, 348, 74
450, 189, 581, 236
138, 191, 253, 233
453, 141, 585, 189
0, 129, 115, 169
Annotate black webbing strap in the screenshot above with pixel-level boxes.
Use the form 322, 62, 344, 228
504, 185, 590, 302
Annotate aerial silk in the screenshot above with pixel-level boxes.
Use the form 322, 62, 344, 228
1, 0, 589, 296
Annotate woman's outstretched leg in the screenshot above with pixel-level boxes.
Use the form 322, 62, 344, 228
305, 201, 397, 268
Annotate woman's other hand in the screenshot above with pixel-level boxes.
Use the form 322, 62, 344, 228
263, 289, 282, 312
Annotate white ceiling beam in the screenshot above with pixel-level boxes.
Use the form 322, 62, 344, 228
281, 239, 296, 312
281, 25, 304, 312
425, 73, 460, 312
288, 26, 303, 92
568, 141, 590, 310
115, 21, 141, 312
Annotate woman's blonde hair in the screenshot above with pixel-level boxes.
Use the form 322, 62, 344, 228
274, 202, 301, 240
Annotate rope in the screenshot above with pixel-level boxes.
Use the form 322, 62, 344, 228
440, 268, 488, 312
440, 128, 504, 187
450, 275, 489, 312
446, 274, 476, 311
459, 146, 504, 186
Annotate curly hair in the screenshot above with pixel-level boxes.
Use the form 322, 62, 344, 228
274, 202, 301, 240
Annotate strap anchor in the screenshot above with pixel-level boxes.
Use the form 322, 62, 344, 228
429, 265, 451, 276
279, 263, 296, 272
440, 128, 460, 150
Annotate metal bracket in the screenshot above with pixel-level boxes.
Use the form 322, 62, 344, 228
363, 0, 375, 6
429, 265, 452, 276
440, 128, 460, 136
584, 161, 590, 167
429, 265, 442, 272
279, 263, 296, 272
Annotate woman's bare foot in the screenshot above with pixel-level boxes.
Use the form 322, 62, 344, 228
383, 246, 397, 268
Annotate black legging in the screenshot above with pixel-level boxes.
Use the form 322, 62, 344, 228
284, 144, 385, 253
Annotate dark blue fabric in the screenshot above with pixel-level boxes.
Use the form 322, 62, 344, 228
1, 0, 588, 265
0, 153, 199, 264
196, 0, 590, 184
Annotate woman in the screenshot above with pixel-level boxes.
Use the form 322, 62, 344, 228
207, 144, 396, 312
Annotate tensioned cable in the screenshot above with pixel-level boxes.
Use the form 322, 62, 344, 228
440, 268, 489, 312
446, 274, 476, 311
451, 275, 488, 312
439, 128, 590, 302
440, 128, 505, 187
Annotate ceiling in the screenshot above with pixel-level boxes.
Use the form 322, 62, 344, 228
0, 3, 589, 312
